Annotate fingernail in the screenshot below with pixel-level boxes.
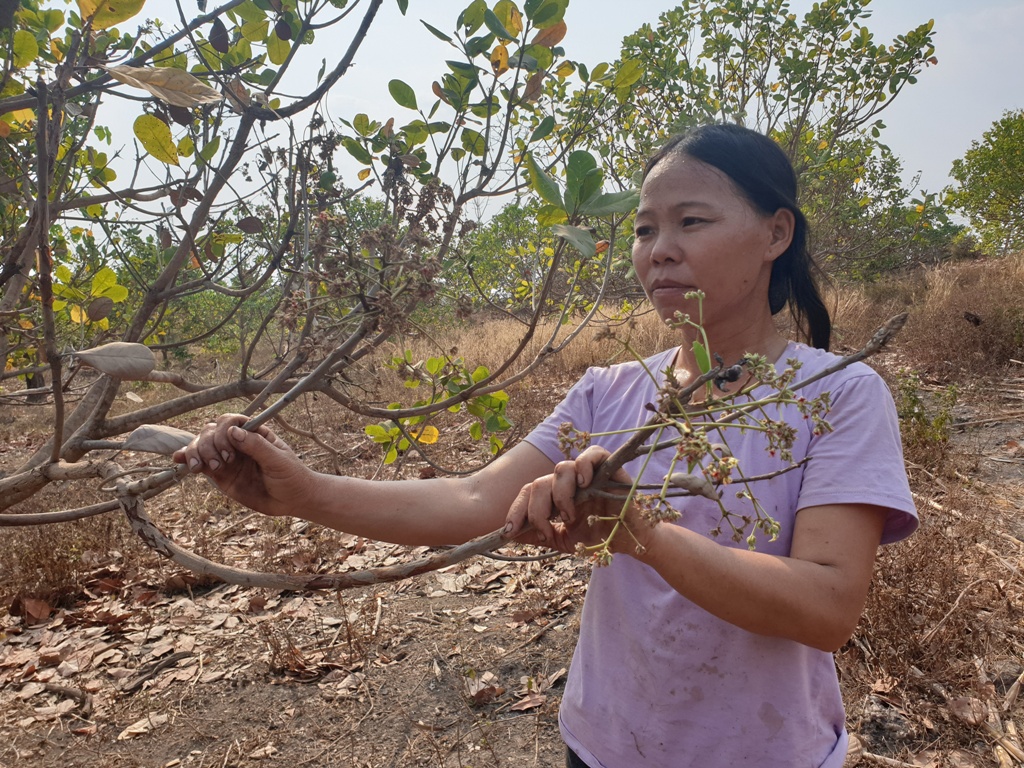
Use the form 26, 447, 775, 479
230, 426, 245, 440
577, 474, 585, 486
221, 451, 231, 463
501, 521, 513, 536
188, 458, 200, 471
209, 459, 221, 471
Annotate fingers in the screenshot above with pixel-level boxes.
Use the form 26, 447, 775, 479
551, 460, 579, 524
575, 445, 611, 488
504, 477, 558, 547
174, 413, 287, 475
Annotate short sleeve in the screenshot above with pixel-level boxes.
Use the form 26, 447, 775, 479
796, 370, 918, 544
523, 367, 597, 465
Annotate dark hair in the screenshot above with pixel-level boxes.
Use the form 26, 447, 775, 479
643, 124, 831, 350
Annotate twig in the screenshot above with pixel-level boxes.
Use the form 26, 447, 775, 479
858, 754, 918, 767
920, 578, 989, 645
42, 682, 92, 718
1004, 670, 1024, 712
954, 411, 1024, 429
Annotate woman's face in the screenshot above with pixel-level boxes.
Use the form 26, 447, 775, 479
632, 153, 794, 332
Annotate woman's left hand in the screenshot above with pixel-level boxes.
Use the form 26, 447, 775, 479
503, 446, 659, 557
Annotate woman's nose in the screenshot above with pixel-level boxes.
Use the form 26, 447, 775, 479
648, 233, 681, 265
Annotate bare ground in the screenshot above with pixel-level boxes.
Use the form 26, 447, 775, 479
1, 364, 1023, 768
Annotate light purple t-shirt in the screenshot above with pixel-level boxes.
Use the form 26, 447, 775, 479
524, 341, 917, 768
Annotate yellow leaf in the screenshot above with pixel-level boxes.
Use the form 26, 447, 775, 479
494, 1, 522, 38
18, 319, 33, 330
105, 65, 223, 108
1, 109, 35, 130
411, 425, 439, 445
357, 168, 371, 181
133, 114, 179, 166
69, 304, 87, 325
915, 204, 925, 213
555, 61, 575, 79
490, 44, 509, 76
817, 139, 828, 150
77, 0, 145, 30
0, 121, 9, 139
50, 39, 64, 61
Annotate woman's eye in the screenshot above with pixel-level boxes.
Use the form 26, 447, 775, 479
635, 225, 653, 237
681, 217, 704, 227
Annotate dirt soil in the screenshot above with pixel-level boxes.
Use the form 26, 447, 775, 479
1, 364, 1023, 768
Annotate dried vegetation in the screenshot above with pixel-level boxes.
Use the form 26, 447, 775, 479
1, 256, 1023, 767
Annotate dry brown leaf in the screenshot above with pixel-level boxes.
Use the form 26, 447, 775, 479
510, 692, 546, 711
76, 342, 156, 379
105, 65, 223, 108
530, 20, 566, 48
949, 695, 988, 726
86, 296, 114, 322
117, 712, 168, 740
122, 424, 196, 455
522, 72, 544, 102
10, 595, 52, 625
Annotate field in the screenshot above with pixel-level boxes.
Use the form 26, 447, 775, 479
1, 256, 1023, 767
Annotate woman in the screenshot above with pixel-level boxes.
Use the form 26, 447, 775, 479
176, 124, 917, 767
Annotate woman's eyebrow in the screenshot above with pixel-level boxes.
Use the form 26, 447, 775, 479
636, 200, 715, 216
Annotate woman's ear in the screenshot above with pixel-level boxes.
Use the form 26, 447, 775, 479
765, 208, 795, 262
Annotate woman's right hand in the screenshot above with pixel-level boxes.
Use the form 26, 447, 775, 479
173, 414, 319, 518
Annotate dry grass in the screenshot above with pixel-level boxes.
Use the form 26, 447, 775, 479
831, 253, 1024, 375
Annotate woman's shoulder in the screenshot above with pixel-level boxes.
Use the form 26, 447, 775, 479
580, 347, 679, 388
785, 342, 884, 390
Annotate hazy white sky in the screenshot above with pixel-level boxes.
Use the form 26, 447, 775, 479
139, 0, 1022, 196
318, 0, 1024, 196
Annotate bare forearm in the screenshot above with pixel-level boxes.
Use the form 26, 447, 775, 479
634, 516, 878, 652
298, 442, 556, 547
302, 473, 502, 546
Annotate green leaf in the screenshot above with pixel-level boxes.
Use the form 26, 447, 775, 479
551, 224, 596, 257
692, 340, 711, 375
483, 8, 515, 40
579, 189, 639, 216
536, 203, 567, 226
343, 137, 373, 165
133, 114, 179, 166
267, 30, 290, 65
234, 1, 266, 23
459, 0, 487, 33
469, 422, 483, 441
461, 128, 485, 157
564, 150, 600, 213
396, 0, 408, 14
55, 265, 73, 284
198, 135, 221, 165
525, 152, 562, 208
12, 31, 39, 70
422, 21, 452, 43
529, 115, 555, 143
388, 79, 418, 110
471, 365, 489, 383
612, 59, 644, 89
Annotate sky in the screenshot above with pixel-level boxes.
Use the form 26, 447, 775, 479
135, 0, 1023, 198
308, 0, 1024, 197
